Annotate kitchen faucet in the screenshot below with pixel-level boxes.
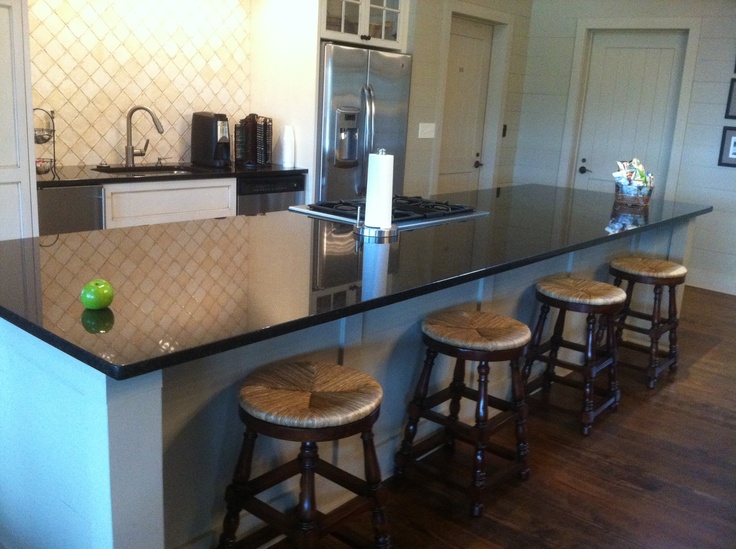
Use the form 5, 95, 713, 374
125, 105, 165, 167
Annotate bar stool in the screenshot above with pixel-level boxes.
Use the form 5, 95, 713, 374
217, 361, 391, 548
609, 256, 687, 388
523, 275, 626, 436
395, 310, 531, 517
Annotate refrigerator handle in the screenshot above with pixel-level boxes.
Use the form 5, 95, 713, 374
361, 84, 375, 195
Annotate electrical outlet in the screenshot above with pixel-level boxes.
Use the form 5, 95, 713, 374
418, 123, 435, 139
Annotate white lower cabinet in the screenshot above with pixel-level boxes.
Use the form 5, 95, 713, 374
104, 178, 236, 229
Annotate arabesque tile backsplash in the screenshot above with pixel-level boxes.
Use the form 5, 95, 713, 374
28, 0, 250, 167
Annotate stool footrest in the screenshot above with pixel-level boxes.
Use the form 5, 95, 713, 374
532, 354, 614, 378
240, 458, 303, 496
625, 309, 653, 322
241, 493, 374, 542
531, 394, 617, 421
316, 460, 373, 497
405, 435, 524, 488
621, 320, 677, 336
423, 386, 514, 416
618, 339, 672, 356
527, 370, 617, 396
421, 408, 517, 442
621, 323, 652, 336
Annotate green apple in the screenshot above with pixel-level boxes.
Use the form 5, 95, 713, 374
81, 307, 115, 334
79, 279, 114, 310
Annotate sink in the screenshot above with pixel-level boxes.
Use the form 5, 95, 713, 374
92, 164, 199, 177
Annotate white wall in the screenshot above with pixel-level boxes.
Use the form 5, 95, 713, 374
515, 0, 736, 294
250, 0, 320, 200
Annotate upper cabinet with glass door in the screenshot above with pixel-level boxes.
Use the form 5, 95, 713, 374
321, 0, 409, 52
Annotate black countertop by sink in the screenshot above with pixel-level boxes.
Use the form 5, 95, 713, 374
36, 163, 307, 188
0, 184, 711, 380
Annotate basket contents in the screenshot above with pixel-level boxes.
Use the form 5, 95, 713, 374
612, 158, 653, 206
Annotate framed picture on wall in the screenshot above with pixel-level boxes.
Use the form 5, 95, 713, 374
727, 78, 736, 119
718, 126, 736, 167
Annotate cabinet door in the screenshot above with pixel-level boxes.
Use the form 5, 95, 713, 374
104, 178, 236, 229
321, 0, 407, 51
0, 0, 36, 241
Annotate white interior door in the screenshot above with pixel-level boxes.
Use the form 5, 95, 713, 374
574, 30, 686, 202
0, 0, 35, 241
438, 16, 492, 195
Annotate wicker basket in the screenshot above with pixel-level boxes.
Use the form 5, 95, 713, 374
615, 181, 652, 207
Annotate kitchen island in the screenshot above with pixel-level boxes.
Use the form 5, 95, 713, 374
0, 184, 711, 549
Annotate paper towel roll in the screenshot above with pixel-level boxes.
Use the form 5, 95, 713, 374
364, 150, 394, 229
281, 125, 295, 167
361, 240, 390, 300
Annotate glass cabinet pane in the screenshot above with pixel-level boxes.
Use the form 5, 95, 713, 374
326, 0, 361, 35
372, 0, 399, 8
344, 2, 360, 34
369, 3, 399, 42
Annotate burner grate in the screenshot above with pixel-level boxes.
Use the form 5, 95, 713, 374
308, 195, 473, 224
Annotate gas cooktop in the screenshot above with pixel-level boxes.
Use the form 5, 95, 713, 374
289, 195, 489, 230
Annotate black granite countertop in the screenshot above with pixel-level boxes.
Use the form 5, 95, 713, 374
36, 163, 307, 188
0, 184, 711, 380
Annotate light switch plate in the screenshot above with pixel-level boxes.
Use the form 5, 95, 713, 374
418, 123, 435, 139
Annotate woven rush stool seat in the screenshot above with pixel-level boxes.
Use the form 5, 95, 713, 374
395, 310, 532, 517
609, 256, 687, 388
523, 275, 626, 436
218, 361, 391, 549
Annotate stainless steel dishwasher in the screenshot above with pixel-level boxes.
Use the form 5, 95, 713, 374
37, 185, 104, 235
236, 172, 306, 215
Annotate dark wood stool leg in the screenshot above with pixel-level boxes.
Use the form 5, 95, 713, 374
614, 278, 633, 345
296, 441, 319, 548
445, 358, 467, 451
581, 313, 597, 436
395, 347, 438, 477
545, 308, 566, 391
510, 357, 530, 480
606, 313, 621, 411
470, 360, 490, 517
361, 429, 392, 548
667, 283, 680, 372
523, 303, 550, 389
218, 429, 259, 549
647, 284, 664, 388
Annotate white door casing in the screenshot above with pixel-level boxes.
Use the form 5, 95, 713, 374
558, 18, 700, 203
438, 15, 493, 195
573, 30, 687, 203
428, 2, 514, 196
0, 0, 36, 241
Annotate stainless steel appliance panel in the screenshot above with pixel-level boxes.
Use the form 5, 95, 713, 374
37, 185, 104, 235
237, 190, 305, 216
318, 43, 411, 202
236, 174, 305, 216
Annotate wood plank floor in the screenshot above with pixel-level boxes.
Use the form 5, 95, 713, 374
266, 286, 736, 548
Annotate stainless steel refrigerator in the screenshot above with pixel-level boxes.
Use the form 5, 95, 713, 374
318, 43, 412, 202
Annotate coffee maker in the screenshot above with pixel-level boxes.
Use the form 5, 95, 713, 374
191, 112, 230, 167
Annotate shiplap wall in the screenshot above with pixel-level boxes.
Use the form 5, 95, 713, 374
515, 0, 736, 294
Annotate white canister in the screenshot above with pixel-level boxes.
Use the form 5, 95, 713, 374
281, 125, 295, 167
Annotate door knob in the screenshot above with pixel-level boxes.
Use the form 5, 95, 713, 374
578, 166, 592, 174
474, 160, 483, 168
